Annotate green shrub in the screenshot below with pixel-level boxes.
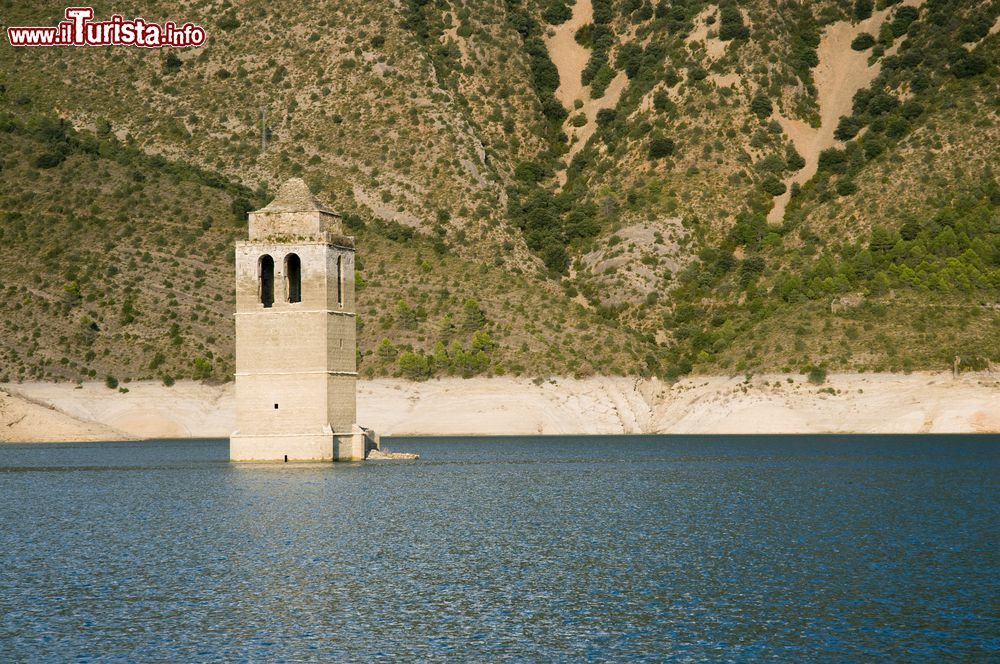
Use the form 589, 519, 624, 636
862, 135, 885, 159
105, 375, 119, 389
818, 148, 847, 173
740, 255, 766, 285
869, 226, 896, 253
596, 108, 617, 127
807, 365, 827, 385
648, 136, 675, 159
34, 153, 63, 169
471, 330, 495, 353
396, 299, 419, 329
900, 100, 924, 120
192, 357, 213, 380
616, 42, 643, 79
397, 352, 431, 380
590, 64, 615, 98
230, 197, 253, 223
836, 179, 858, 196
718, 6, 749, 40
463, 298, 487, 331
785, 144, 805, 171
163, 53, 182, 74
582, 50, 607, 85
755, 154, 785, 174
890, 6, 918, 37
834, 116, 864, 141
524, 37, 560, 96
514, 161, 549, 183
592, 0, 614, 24
750, 93, 773, 120
960, 15, 993, 43
653, 90, 672, 112
687, 65, 708, 82
786, 8, 820, 84
761, 176, 787, 196
951, 51, 988, 78
216, 16, 240, 31
867, 91, 899, 116
62, 281, 81, 304
377, 337, 398, 360
543, 1, 572, 25
851, 33, 875, 50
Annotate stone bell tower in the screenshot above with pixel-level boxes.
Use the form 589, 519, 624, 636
230, 178, 373, 462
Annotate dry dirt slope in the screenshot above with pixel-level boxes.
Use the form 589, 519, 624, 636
770, 0, 925, 223
3, 373, 999, 442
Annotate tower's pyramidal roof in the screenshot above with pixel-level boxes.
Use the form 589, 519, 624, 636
258, 177, 334, 214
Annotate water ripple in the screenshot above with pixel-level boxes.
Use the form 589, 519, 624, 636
0, 435, 997, 661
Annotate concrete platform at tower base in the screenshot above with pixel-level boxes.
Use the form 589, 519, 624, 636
229, 426, 378, 462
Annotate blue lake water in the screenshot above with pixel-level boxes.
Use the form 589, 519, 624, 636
0, 435, 998, 661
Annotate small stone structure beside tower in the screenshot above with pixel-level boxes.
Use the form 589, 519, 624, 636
230, 178, 377, 462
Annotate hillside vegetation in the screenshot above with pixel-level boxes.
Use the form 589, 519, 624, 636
1, 0, 998, 383
0, 102, 649, 383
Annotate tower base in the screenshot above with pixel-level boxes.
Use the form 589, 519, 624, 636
230, 424, 377, 462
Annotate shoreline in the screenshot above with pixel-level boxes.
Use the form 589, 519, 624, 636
2, 372, 999, 443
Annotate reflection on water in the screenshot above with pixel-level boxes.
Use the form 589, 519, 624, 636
0, 435, 997, 660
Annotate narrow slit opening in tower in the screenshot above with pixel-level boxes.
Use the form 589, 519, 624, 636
259, 254, 274, 308
336, 256, 343, 307
286, 253, 301, 303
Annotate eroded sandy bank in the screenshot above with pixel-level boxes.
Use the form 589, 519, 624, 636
2, 372, 998, 443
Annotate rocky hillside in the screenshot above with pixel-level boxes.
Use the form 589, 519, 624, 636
1, 0, 998, 383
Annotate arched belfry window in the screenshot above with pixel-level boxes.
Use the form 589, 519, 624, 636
285, 253, 301, 303
259, 255, 274, 308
